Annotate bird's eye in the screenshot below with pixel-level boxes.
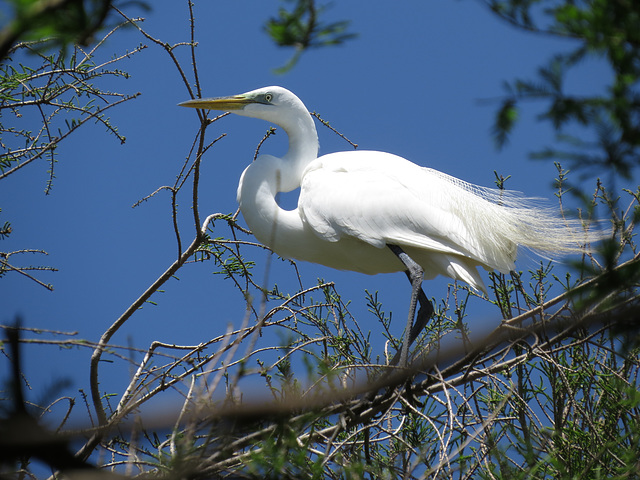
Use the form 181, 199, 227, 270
264, 93, 273, 103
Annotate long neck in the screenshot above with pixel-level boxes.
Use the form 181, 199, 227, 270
237, 104, 319, 253
237, 156, 307, 255
275, 104, 319, 192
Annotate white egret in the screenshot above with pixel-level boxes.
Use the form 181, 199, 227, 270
180, 86, 593, 366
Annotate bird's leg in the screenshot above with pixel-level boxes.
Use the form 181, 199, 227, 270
387, 245, 434, 367
404, 275, 434, 347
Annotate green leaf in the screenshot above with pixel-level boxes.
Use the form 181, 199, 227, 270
265, 0, 357, 74
493, 98, 518, 149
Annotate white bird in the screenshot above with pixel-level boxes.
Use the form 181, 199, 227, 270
180, 86, 591, 365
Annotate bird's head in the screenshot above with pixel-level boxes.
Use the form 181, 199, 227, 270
179, 86, 306, 124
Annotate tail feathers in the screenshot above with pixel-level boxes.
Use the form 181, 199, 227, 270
505, 208, 610, 262
431, 168, 610, 271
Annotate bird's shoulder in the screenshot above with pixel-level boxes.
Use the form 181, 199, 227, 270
305, 150, 419, 176
301, 150, 454, 201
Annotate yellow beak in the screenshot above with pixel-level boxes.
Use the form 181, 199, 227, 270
178, 95, 252, 111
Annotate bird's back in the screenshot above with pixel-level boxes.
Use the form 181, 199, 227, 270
297, 150, 588, 286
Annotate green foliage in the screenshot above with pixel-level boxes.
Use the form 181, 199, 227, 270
242, 419, 326, 479
481, 336, 640, 479
265, 0, 357, 74
492, 96, 518, 147
197, 233, 257, 281
489, 0, 640, 178
0, 0, 149, 61
0, 208, 10, 240
0, 37, 140, 188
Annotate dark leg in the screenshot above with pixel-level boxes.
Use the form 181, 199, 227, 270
387, 245, 434, 367
402, 271, 434, 347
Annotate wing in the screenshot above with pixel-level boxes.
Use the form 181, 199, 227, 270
298, 150, 518, 273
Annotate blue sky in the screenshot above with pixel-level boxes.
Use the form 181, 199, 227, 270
1, 1, 609, 421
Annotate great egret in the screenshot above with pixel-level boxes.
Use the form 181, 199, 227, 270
180, 86, 593, 366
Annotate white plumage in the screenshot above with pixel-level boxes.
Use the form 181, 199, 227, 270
180, 86, 590, 294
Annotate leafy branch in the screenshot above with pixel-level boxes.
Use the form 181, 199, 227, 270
0, 0, 150, 61
0, 23, 143, 189
487, 0, 640, 178
265, 0, 357, 74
